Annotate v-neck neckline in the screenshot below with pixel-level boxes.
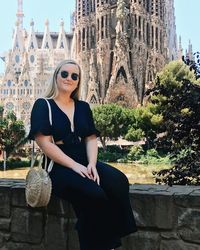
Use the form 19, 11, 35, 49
52, 99, 76, 132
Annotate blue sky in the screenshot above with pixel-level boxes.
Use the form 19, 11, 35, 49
0, 0, 199, 74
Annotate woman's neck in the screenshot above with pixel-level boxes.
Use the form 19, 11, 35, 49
54, 94, 74, 105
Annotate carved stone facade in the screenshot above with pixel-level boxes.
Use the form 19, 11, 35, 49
74, 0, 177, 106
0, 19, 73, 130
0, 0, 177, 130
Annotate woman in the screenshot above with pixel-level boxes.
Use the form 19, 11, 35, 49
28, 59, 137, 250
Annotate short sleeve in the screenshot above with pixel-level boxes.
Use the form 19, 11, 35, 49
85, 103, 100, 137
28, 98, 52, 140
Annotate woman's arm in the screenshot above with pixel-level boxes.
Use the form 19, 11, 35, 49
35, 133, 91, 179
85, 134, 100, 185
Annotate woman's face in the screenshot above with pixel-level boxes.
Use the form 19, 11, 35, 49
56, 63, 80, 95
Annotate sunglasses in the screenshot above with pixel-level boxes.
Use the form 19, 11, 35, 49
60, 71, 79, 81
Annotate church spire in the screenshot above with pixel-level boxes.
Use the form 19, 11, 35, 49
16, 0, 24, 28
178, 36, 183, 60
26, 19, 38, 50
12, 20, 24, 51
41, 19, 53, 49
56, 19, 68, 50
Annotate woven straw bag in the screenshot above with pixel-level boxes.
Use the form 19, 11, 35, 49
26, 99, 54, 207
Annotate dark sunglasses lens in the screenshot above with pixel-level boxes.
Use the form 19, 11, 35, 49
71, 73, 79, 81
61, 71, 68, 78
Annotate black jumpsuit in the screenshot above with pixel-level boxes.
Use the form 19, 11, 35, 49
28, 98, 137, 250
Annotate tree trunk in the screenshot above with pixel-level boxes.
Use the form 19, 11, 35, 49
100, 137, 107, 151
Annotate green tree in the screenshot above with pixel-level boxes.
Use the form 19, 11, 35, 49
92, 104, 126, 150
147, 60, 200, 185
0, 109, 26, 169
124, 104, 163, 148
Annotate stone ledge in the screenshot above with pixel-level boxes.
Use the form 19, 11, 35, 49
0, 179, 200, 250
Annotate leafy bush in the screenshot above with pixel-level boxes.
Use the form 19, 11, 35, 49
125, 128, 144, 141
127, 145, 144, 161
0, 158, 30, 169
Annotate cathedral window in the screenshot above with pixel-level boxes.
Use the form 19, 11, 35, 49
143, 19, 146, 42
151, 26, 154, 48
101, 16, 104, 28
6, 102, 14, 110
45, 42, 49, 49
30, 42, 34, 49
23, 102, 31, 110
117, 95, 125, 101
155, 27, 158, 50
135, 28, 137, 38
60, 41, 64, 49
82, 28, 86, 50
90, 95, 97, 104
117, 67, 127, 81
160, 30, 163, 53
87, 27, 90, 49
155, 0, 159, 16
146, 0, 150, 12
139, 31, 141, 41
24, 80, 29, 87
7, 80, 12, 87
146, 23, 150, 46
151, 0, 154, 14
139, 16, 141, 29
105, 15, 108, 38
134, 14, 137, 26
30, 55, 35, 63
15, 55, 20, 63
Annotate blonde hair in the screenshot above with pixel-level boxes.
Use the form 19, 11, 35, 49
44, 59, 82, 100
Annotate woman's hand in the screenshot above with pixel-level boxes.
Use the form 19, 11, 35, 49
87, 163, 100, 185
72, 163, 92, 179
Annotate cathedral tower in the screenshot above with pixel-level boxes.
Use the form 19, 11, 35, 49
0, 0, 73, 130
74, 0, 177, 106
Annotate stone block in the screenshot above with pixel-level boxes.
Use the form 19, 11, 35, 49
131, 192, 174, 229
68, 225, 80, 250
4, 242, 45, 250
160, 232, 179, 240
47, 196, 76, 218
160, 240, 200, 250
0, 187, 11, 218
174, 193, 200, 208
11, 186, 26, 207
10, 207, 43, 244
44, 215, 69, 250
178, 208, 200, 244
121, 231, 160, 250
0, 232, 10, 249
0, 218, 10, 231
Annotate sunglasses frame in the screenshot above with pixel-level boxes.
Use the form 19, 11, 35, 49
60, 70, 79, 81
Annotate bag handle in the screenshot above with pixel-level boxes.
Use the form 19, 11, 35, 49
31, 98, 54, 173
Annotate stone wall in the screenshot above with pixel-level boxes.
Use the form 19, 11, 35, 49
0, 179, 200, 250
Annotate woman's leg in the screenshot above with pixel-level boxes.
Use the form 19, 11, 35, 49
96, 161, 137, 238
49, 163, 136, 249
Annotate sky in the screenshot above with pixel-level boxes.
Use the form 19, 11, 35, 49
0, 0, 199, 74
